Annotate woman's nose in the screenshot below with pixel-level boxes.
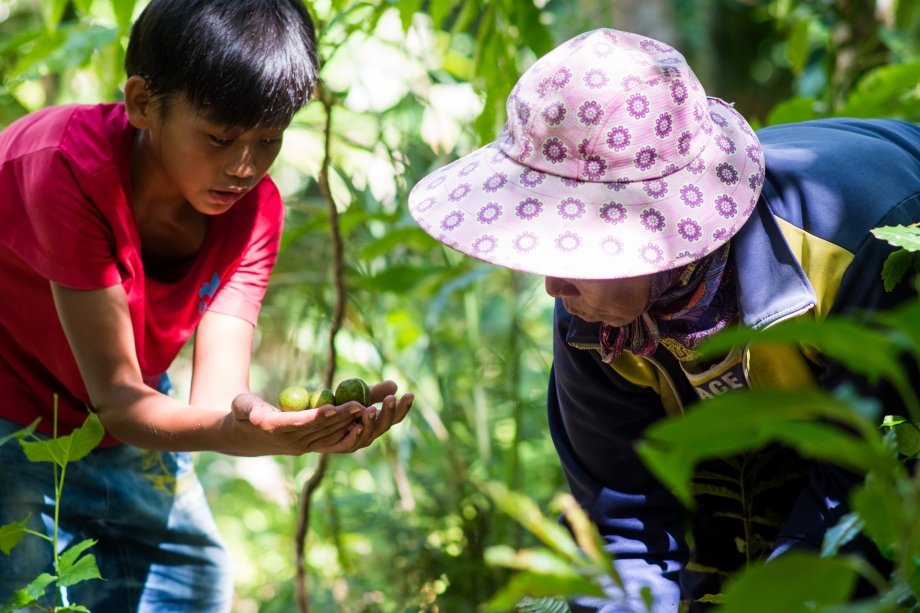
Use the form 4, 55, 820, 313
544, 276, 580, 298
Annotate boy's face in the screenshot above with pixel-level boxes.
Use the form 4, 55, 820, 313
125, 77, 286, 215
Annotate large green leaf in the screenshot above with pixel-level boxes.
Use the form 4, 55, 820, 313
20, 412, 104, 467
719, 554, 858, 613
872, 225, 920, 252
637, 389, 891, 507
0, 514, 32, 555
699, 317, 907, 391
111, 0, 138, 33
57, 539, 102, 587
485, 572, 605, 611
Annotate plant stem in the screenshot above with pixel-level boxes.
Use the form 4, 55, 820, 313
22, 529, 53, 542
52, 394, 61, 610
294, 84, 342, 613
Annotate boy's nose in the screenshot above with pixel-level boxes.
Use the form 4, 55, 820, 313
227, 148, 257, 179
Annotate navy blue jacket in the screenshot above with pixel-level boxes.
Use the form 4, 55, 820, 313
549, 119, 920, 612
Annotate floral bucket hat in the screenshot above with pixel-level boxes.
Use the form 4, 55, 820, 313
407, 29, 766, 279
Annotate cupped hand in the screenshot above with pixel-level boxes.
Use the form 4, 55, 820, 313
227, 393, 363, 456
312, 380, 414, 454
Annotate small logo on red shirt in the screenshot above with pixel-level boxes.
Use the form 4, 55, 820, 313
198, 273, 220, 314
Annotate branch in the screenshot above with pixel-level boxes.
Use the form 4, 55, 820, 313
295, 82, 346, 613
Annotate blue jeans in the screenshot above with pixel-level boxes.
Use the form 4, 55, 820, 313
0, 416, 234, 612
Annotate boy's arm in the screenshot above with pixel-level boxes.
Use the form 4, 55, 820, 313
50, 282, 408, 454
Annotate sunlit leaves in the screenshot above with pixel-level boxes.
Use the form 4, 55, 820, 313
718, 554, 859, 613
20, 412, 104, 467
872, 226, 920, 252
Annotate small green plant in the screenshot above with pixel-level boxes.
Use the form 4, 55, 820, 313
0, 395, 105, 612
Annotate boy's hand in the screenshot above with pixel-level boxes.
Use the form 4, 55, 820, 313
312, 380, 414, 454
229, 393, 365, 455
228, 381, 413, 455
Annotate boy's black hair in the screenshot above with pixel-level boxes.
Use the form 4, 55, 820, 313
125, 0, 319, 129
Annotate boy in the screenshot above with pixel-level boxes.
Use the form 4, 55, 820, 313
0, 1, 412, 610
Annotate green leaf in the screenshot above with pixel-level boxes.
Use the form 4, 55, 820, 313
852, 474, 902, 557
484, 546, 580, 578
111, 0, 138, 33
485, 572, 604, 611
0, 418, 40, 450
360, 227, 440, 259
358, 265, 451, 293
893, 422, 920, 457
882, 249, 913, 291
0, 573, 55, 613
40, 0, 69, 31
766, 97, 820, 126
872, 225, 920, 252
635, 441, 697, 508
689, 483, 742, 502
786, 18, 810, 73
57, 539, 102, 587
516, 597, 571, 613
479, 482, 580, 561
20, 412, 104, 467
56, 607, 92, 612
700, 317, 907, 391
882, 415, 910, 427
640, 585, 654, 612
397, 0, 424, 30
0, 514, 32, 555
719, 553, 858, 613
697, 594, 724, 603
821, 513, 865, 558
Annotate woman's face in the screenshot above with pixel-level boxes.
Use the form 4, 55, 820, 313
544, 275, 653, 326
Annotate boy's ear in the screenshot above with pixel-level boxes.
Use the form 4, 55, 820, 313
124, 76, 155, 130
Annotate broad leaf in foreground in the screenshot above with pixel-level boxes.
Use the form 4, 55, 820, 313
0, 513, 32, 555
719, 553, 858, 613
20, 412, 104, 467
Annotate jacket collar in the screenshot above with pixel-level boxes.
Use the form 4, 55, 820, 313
564, 179, 817, 348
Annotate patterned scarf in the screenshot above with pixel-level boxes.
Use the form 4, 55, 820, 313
599, 242, 737, 363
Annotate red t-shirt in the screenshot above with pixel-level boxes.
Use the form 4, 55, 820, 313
0, 103, 284, 447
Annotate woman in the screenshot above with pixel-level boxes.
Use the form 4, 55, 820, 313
408, 29, 919, 612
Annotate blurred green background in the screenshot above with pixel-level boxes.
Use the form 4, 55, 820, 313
6, 0, 920, 610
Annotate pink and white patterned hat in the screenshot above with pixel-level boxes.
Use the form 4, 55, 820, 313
407, 29, 765, 279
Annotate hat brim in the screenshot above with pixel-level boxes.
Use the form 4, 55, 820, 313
408, 98, 764, 279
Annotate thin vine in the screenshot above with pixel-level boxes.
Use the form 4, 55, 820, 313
294, 85, 345, 613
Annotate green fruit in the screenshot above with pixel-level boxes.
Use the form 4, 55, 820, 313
334, 378, 371, 407
309, 388, 335, 409
278, 386, 310, 412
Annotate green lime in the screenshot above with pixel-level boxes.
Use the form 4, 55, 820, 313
278, 386, 310, 412
309, 388, 335, 409
334, 378, 371, 407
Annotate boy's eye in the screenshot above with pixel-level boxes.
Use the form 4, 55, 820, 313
209, 135, 233, 146
262, 138, 283, 146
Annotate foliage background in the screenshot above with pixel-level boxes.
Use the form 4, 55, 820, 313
5, 0, 920, 610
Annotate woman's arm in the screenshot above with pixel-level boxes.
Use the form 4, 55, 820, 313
50, 281, 404, 455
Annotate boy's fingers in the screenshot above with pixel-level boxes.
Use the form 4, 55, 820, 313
392, 394, 414, 425
266, 403, 363, 433
372, 398, 397, 437
350, 408, 376, 450
317, 422, 365, 453
369, 381, 397, 404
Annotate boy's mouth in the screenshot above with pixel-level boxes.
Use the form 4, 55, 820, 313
208, 188, 247, 205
